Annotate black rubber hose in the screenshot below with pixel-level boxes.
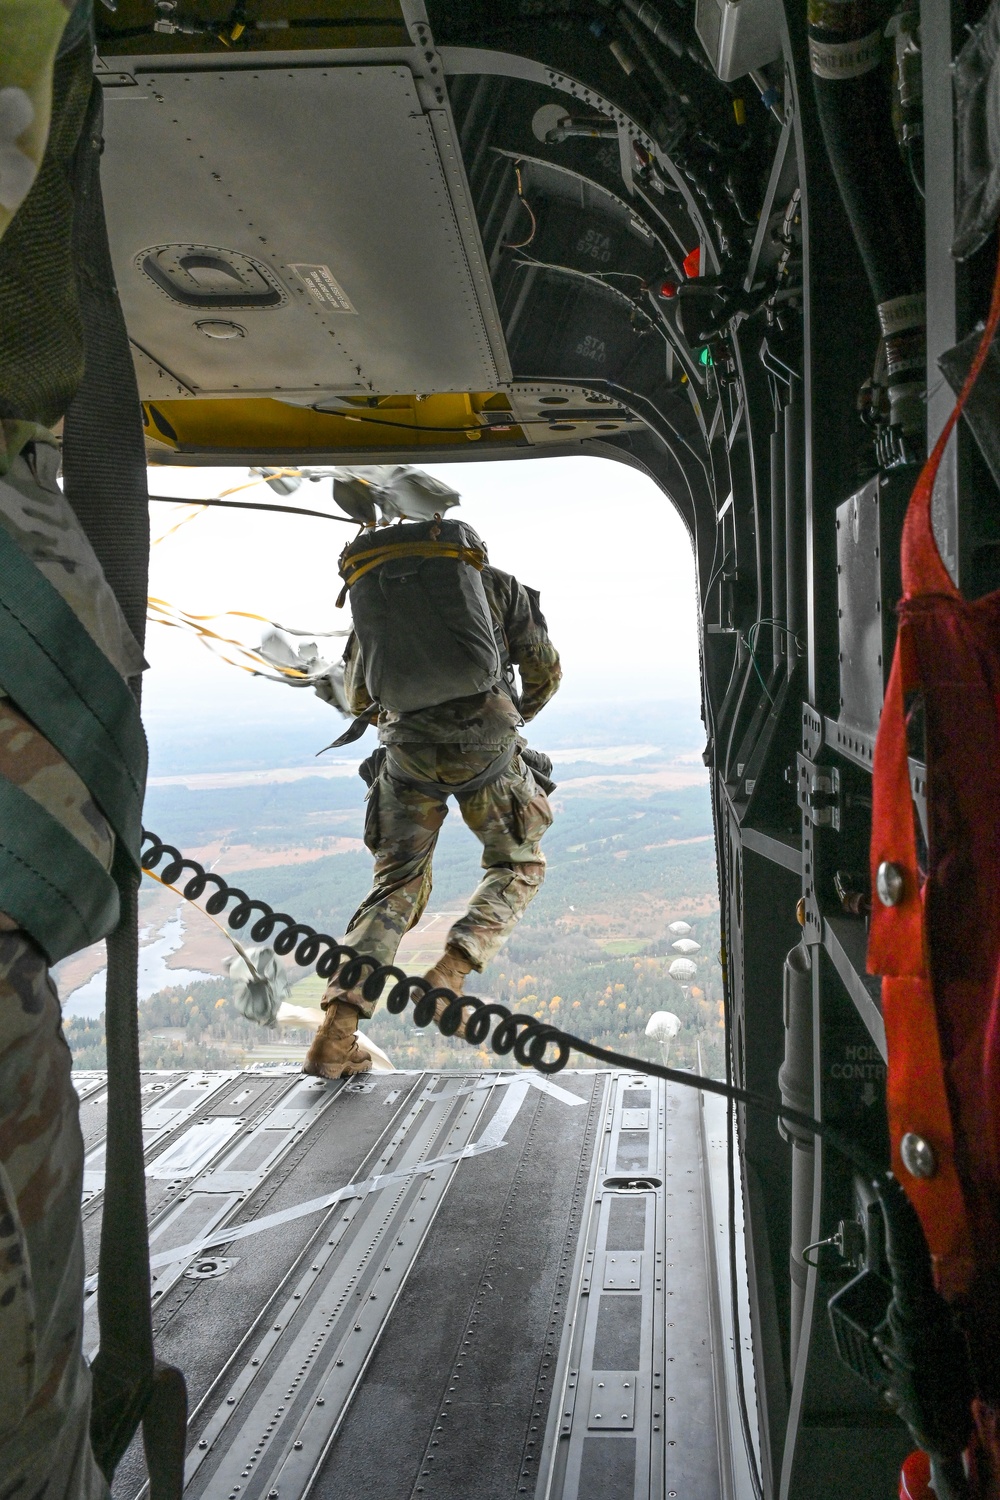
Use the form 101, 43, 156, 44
140, 828, 882, 1179
806, 0, 922, 308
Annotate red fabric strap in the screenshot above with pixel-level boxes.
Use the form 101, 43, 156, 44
869, 241, 1000, 1301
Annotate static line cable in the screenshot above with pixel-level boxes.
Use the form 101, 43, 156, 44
334, 413, 500, 434
147, 468, 314, 533
139, 830, 881, 1181
147, 494, 359, 525
314, 411, 608, 435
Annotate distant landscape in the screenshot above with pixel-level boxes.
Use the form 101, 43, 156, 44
61, 697, 725, 1076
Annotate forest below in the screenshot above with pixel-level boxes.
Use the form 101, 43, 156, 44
65, 911, 722, 1076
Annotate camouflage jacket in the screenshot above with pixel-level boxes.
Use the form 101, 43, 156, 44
343, 565, 561, 747
0, 424, 144, 956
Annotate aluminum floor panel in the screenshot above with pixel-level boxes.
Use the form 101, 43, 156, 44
311, 1071, 605, 1499
100, 1067, 728, 1500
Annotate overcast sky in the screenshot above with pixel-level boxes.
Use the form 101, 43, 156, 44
142, 454, 701, 737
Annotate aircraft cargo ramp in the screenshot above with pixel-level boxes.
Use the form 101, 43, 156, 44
74, 1065, 757, 1500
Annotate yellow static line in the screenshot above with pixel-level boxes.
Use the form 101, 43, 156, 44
143, 865, 262, 981
146, 597, 312, 680
152, 503, 209, 547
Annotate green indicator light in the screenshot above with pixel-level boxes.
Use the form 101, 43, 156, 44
698, 346, 713, 367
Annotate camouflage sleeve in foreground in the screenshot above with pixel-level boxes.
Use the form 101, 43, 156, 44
485, 568, 562, 722
0, 930, 109, 1499
0, 426, 135, 944
0, 698, 114, 874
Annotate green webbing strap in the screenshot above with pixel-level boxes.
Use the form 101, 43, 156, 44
0, 778, 119, 963
0, 524, 146, 868
63, 69, 186, 1500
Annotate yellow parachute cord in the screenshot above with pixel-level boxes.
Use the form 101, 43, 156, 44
143, 866, 262, 980
151, 503, 209, 548
146, 597, 310, 680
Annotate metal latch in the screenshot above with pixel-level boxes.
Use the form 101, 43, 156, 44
796, 755, 840, 830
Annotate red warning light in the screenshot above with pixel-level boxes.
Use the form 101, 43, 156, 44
658, 280, 678, 299
683, 246, 701, 279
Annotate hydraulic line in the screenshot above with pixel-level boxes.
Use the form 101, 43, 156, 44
139, 829, 880, 1180
770, 425, 786, 673
783, 383, 805, 667
616, 8, 690, 105
806, 0, 922, 310
619, 0, 684, 59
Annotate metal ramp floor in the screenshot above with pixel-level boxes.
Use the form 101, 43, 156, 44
74, 1064, 747, 1500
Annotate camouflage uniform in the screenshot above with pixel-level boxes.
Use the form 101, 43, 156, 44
339, 567, 561, 1015
0, 421, 138, 1500
0, 930, 106, 1500
0, 22, 138, 1493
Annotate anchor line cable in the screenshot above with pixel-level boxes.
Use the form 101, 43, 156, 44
139, 829, 880, 1181
147, 494, 359, 524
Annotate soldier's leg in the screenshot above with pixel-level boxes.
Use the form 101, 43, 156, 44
305, 760, 449, 1078
446, 752, 553, 971
0, 929, 107, 1499
335, 756, 449, 1017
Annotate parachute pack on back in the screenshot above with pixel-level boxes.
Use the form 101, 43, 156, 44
339, 519, 502, 713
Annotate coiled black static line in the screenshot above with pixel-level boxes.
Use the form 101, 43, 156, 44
139, 829, 880, 1178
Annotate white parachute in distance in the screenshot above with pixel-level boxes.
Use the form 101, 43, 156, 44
645, 1010, 682, 1065
645, 1011, 681, 1042
668, 920, 693, 936
671, 938, 701, 955
668, 958, 698, 983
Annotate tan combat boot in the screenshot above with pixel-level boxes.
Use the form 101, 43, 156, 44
302, 998, 373, 1079
423, 944, 476, 1039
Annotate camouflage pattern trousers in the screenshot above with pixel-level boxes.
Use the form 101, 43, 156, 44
343, 743, 553, 1016
0, 929, 108, 1499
